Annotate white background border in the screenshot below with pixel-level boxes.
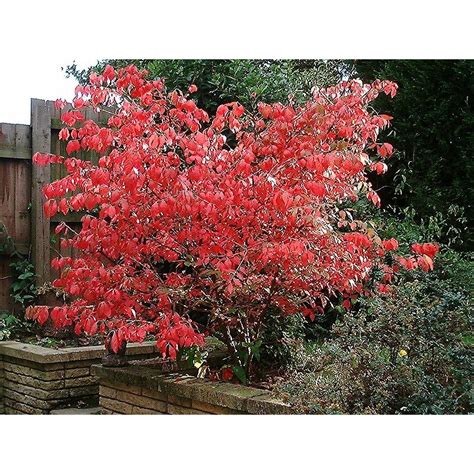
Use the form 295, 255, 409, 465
1, 1, 472, 472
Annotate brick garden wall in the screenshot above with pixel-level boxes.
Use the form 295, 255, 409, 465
0, 342, 293, 415
0, 341, 159, 414
99, 380, 242, 414
92, 365, 293, 415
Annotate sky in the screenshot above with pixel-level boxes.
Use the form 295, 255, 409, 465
0, 3, 470, 125
0, 57, 95, 124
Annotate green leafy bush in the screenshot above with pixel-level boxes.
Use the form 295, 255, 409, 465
9, 254, 37, 309
259, 311, 307, 368
0, 312, 33, 341
353, 60, 474, 250
0, 225, 37, 340
275, 273, 473, 414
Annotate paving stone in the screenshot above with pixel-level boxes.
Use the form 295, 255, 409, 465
68, 385, 98, 398
246, 393, 293, 414
4, 399, 48, 414
93, 366, 291, 414
102, 380, 142, 396
66, 359, 101, 369
167, 394, 192, 408
99, 385, 117, 399
0, 342, 166, 415
4, 387, 54, 410
0, 341, 158, 364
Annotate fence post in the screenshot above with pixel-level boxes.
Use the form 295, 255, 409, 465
31, 99, 51, 286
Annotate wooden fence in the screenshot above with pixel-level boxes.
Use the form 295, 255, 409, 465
0, 99, 108, 312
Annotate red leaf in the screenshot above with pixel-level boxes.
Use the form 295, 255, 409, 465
33, 152, 50, 166
43, 199, 58, 218
307, 181, 326, 197
90, 321, 98, 336
97, 302, 112, 319
36, 306, 49, 325
110, 332, 120, 354
382, 238, 399, 252
378, 143, 394, 158
221, 367, 234, 381
103, 65, 116, 82
66, 140, 81, 155
148, 134, 160, 149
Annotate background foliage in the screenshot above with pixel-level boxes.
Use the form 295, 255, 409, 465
0, 229, 36, 340
65, 59, 347, 113
351, 60, 473, 250
276, 268, 473, 414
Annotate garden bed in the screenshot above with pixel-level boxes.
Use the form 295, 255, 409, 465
0, 341, 160, 414
92, 364, 293, 415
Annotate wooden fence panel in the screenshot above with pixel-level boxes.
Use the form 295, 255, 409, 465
0, 123, 32, 311
0, 99, 115, 311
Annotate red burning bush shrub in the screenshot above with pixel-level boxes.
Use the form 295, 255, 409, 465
27, 64, 438, 376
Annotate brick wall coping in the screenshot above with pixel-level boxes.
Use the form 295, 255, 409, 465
0, 341, 158, 364
91, 364, 293, 414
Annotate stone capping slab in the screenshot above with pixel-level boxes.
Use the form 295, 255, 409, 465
0, 341, 159, 364
91, 364, 293, 414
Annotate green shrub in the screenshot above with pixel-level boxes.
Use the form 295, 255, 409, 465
275, 275, 473, 414
0, 312, 32, 341
259, 311, 307, 368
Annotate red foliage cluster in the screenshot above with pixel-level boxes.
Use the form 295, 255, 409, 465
27, 64, 438, 359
